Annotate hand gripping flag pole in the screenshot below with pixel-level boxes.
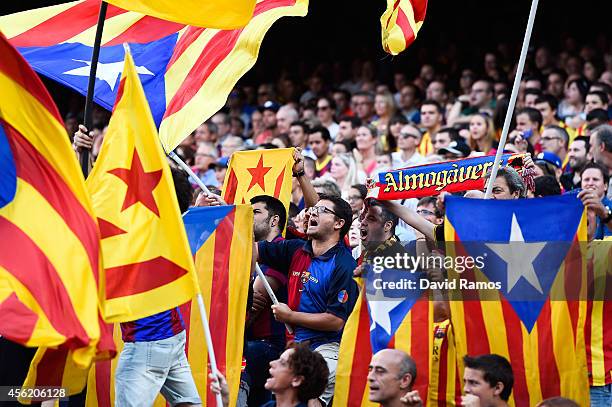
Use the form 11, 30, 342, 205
169, 151, 293, 335
484, 0, 539, 199
80, 1, 108, 177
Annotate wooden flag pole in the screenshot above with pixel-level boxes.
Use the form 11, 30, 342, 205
484, 0, 539, 199
80, 1, 108, 177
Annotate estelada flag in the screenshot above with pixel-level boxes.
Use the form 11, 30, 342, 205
334, 275, 432, 406
0, 32, 101, 367
1, 0, 309, 152
444, 195, 590, 405
380, 0, 427, 55
86, 206, 252, 406
223, 148, 294, 216
105, 0, 256, 29
86, 47, 199, 322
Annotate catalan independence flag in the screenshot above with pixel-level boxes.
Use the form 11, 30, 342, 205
86, 48, 199, 322
0, 0, 309, 152
429, 319, 461, 406
380, 0, 427, 55
444, 195, 590, 405
0, 33, 101, 367
334, 277, 432, 406
223, 148, 295, 216
86, 206, 252, 406
105, 0, 256, 28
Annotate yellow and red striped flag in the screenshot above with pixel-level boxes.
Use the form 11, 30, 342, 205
584, 240, 612, 387
105, 0, 256, 29
334, 279, 433, 406
429, 319, 461, 406
86, 47, 199, 322
0, 0, 309, 152
222, 148, 294, 216
0, 32, 102, 367
444, 195, 590, 405
381, 0, 427, 55
86, 205, 253, 406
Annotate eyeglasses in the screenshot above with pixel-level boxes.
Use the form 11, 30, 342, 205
400, 132, 419, 139
317, 105, 331, 111
416, 209, 435, 217
309, 205, 339, 216
540, 136, 561, 142
348, 195, 363, 202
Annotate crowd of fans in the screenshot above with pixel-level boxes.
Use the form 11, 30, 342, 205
67, 37, 612, 406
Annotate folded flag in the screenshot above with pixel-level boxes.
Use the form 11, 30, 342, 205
380, 0, 427, 55
223, 148, 294, 216
367, 154, 526, 200
0, 0, 309, 152
183, 205, 253, 406
105, 0, 256, 29
444, 195, 590, 405
85, 47, 199, 322
0, 32, 101, 367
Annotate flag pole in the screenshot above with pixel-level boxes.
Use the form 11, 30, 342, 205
196, 294, 224, 407
80, 1, 108, 177
170, 151, 293, 333
483, 0, 539, 199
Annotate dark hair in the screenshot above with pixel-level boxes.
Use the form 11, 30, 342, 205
421, 99, 444, 114
581, 161, 610, 186
354, 90, 375, 102
389, 114, 409, 127
287, 342, 329, 402
534, 176, 561, 197
339, 115, 362, 129
535, 94, 558, 110
367, 199, 399, 233
587, 90, 609, 105
486, 167, 526, 197
436, 127, 460, 142
524, 88, 542, 98
417, 196, 443, 218
463, 354, 514, 401
517, 107, 543, 128
544, 125, 569, 147
317, 96, 337, 111
204, 121, 218, 134
571, 135, 590, 152
350, 184, 368, 200
593, 124, 612, 153
586, 109, 609, 125
308, 125, 332, 142
591, 81, 612, 96
171, 168, 193, 214
536, 397, 580, 407
567, 77, 590, 101
290, 120, 310, 133
523, 75, 543, 88
250, 195, 287, 233
318, 193, 353, 237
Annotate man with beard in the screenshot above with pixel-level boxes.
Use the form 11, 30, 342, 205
560, 136, 589, 191
254, 194, 358, 406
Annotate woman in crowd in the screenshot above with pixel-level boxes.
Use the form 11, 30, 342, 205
468, 113, 497, 155
355, 124, 379, 177
558, 77, 588, 120
373, 91, 397, 134
347, 184, 367, 219
326, 153, 364, 199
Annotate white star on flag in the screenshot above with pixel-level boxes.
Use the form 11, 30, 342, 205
368, 292, 402, 335
62, 59, 154, 90
486, 214, 546, 294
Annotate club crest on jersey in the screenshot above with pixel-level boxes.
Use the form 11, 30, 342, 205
337, 289, 349, 303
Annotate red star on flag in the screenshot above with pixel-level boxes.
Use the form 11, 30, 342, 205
108, 149, 163, 216
246, 155, 272, 192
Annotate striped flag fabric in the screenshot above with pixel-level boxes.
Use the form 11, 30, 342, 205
0, 0, 309, 152
0, 32, 102, 367
380, 0, 427, 55
222, 148, 295, 216
334, 278, 432, 406
428, 319, 461, 406
105, 0, 256, 28
86, 47, 199, 322
444, 195, 590, 405
584, 240, 612, 387
182, 205, 253, 406
87, 206, 252, 406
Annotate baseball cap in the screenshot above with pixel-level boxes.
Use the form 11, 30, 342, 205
258, 100, 280, 113
209, 156, 229, 169
438, 140, 471, 158
535, 151, 562, 169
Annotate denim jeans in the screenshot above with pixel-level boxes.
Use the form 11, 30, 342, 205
114, 330, 201, 407
590, 384, 612, 407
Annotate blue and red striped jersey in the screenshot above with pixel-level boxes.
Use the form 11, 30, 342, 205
120, 307, 184, 342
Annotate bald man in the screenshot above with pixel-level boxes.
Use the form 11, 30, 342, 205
368, 349, 422, 407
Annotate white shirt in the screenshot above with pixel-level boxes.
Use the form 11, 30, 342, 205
391, 151, 426, 170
